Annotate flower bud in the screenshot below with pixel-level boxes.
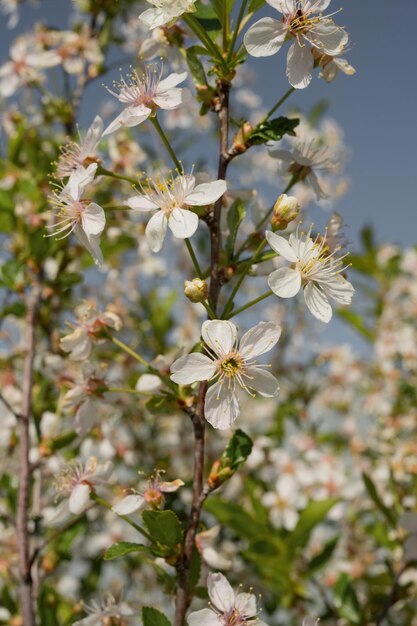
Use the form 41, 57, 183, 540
271, 194, 300, 230
184, 278, 208, 303
232, 122, 253, 154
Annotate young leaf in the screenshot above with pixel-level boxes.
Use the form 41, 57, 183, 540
142, 510, 183, 548
286, 498, 338, 551
248, 0, 266, 12
249, 117, 299, 145
104, 541, 148, 560
226, 200, 246, 259
186, 47, 209, 88
142, 607, 171, 626
212, 0, 234, 24
362, 472, 397, 527
221, 429, 253, 471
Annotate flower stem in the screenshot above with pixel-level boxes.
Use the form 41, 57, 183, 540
111, 336, 151, 368
226, 0, 248, 64
150, 116, 183, 173
226, 290, 273, 319
184, 15, 228, 71
221, 238, 267, 318
96, 164, 138, 185
184, 238, 203, 279
90, 493, 151, 540
261, 86, 295, 124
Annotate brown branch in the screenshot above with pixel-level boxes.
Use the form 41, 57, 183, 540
17, 286, 40, 626
174, 79, 231, 626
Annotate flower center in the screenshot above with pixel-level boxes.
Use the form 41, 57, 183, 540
219, 353, 244, 379
289, 8, 314, 34
222, 609, 246, 626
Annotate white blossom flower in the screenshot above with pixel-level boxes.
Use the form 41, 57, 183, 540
60, 301, 122, 361
244, 0, 348, 88
261, 474, 307, 530
62, 362, 108, 435
126, 172, 226, 252
112, 471, 184, 515
316, 51, 356, 83
269, 139, 335, 200
46, 164, 105, 266
103, 65, 187, 136
0, 0, 19, 29
57, 116, 103, 179
139, 0, 197, 30
54, 457, 113, 515
170, 320, 281, 429
265, 225, 354, 323
187, 572, 268, 626
0, 37, 59, 97
74, 592, 134, 626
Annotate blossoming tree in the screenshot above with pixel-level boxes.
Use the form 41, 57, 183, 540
1, 1, 416, 626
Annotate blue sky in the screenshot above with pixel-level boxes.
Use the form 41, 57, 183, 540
1, 0, 415, 250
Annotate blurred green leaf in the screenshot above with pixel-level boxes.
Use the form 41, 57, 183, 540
104, 541, 148, 560
142, 607, 171, 626
226, 200, 246, 259
250, 117, 299, 145
287, 498, 338, 551
143, 510, 183, 549
362, 472, 397, 527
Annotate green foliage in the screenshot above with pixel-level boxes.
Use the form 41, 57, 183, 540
142, 607, 171, 626
143, 510, 183, 555
286, 499, 339, 551
334, 574, 362, 624
248, 0, 266, 12
220, 428, 253, 471
249, 117, 299, 145
104, 541, 148, 560
362, 472, 397, 527
212, 0, 235, 24
226, 200, 246, 259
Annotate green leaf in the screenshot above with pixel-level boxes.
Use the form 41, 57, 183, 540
337, 309, 374, 341
287, 498, 338, 551
249, 116, 299, 145
186, 47, 208, 87
212, 0, 234, 24
142, 607, 171, 626
104, 541, 148, 560
194, 1, 222, 31
204, 497, 268, 540
189, 546, 202, 589
362, 472, 397, 527
307, 535, 339, 573
226, 200, 246, 259
334, 574, 361, 624
143, 510, 183, 549
221, 429, 253, 471
248, 0, 266, 12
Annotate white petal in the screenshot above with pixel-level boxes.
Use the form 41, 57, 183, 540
304, 282, 332, 323
268, 148, 294, 164
74, 226, 104, 266
245, 367, 279, 397
112, 494, 146, 515
268, 267, 302, 298
239, 321, 281, 359
187, 609, 221, 626
60, 328, 92, 361
323, 277, 354, 305
311, 21, 348, 55
234, 593, 257, 619
286, 41, 314, 89
170, 353, 216, 385
157, 71, 188, 92
168, 208, 199, 239
307, 172, 327, 199
126, 195, 159, 212
205, 381, 240, 430
69, 483, 91, 515
265, 230, 298, 262
145, 210, 168, 253
207, 572, 235, 613
139, 7, 169, 30
136, 374, 162, 393
69, 163, 98, 199
82, 115, 104, 154
153, 88, 183, 110
102, 112, 125, 137
82, 203, 105, 236
185, 180, 227, 206
305, 0, 331, 10
202, 320, 237, 357
74, 398, 96, 436
266, 0, 295, 13
120, 105, 152, 127
159, 479, 185, 493
244, 18, 287, 57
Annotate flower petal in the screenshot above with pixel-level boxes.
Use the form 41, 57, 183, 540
234, 593, 257, 619
112, 494, 146, 516
74, 226, 104, 266
239, 321, 281, 359
157, 71, 188, 91
286, 41, 314, 89
245, 367, 279, 397
265, 230, 298, 262
244, 18, 287, 57
126, 195, 159, 212
185, 180, 227, 206
69, 483, 91, 515
82, 115, 104, 155
205, 381, 240, 430
266, 0, 295, 12
207, 572, 235, 613
323, 277, 354, 305
145, 210, 168, 252
170, 353, 217, 385
310, 21, 348, 55
304, 282, 332, 322
68, 163, 98, 199
202, 320, 237, 357
82, 203, 105, 236
153, 88, 183, 110
187, 609, 221, 626
268, 267, 302, 298
168, 207, 199, 239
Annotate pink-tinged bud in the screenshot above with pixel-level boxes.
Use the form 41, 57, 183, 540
271, 194, 300, 230
184, 278, 208, 303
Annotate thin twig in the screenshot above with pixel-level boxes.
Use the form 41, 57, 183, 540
17, 286, 40, 626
